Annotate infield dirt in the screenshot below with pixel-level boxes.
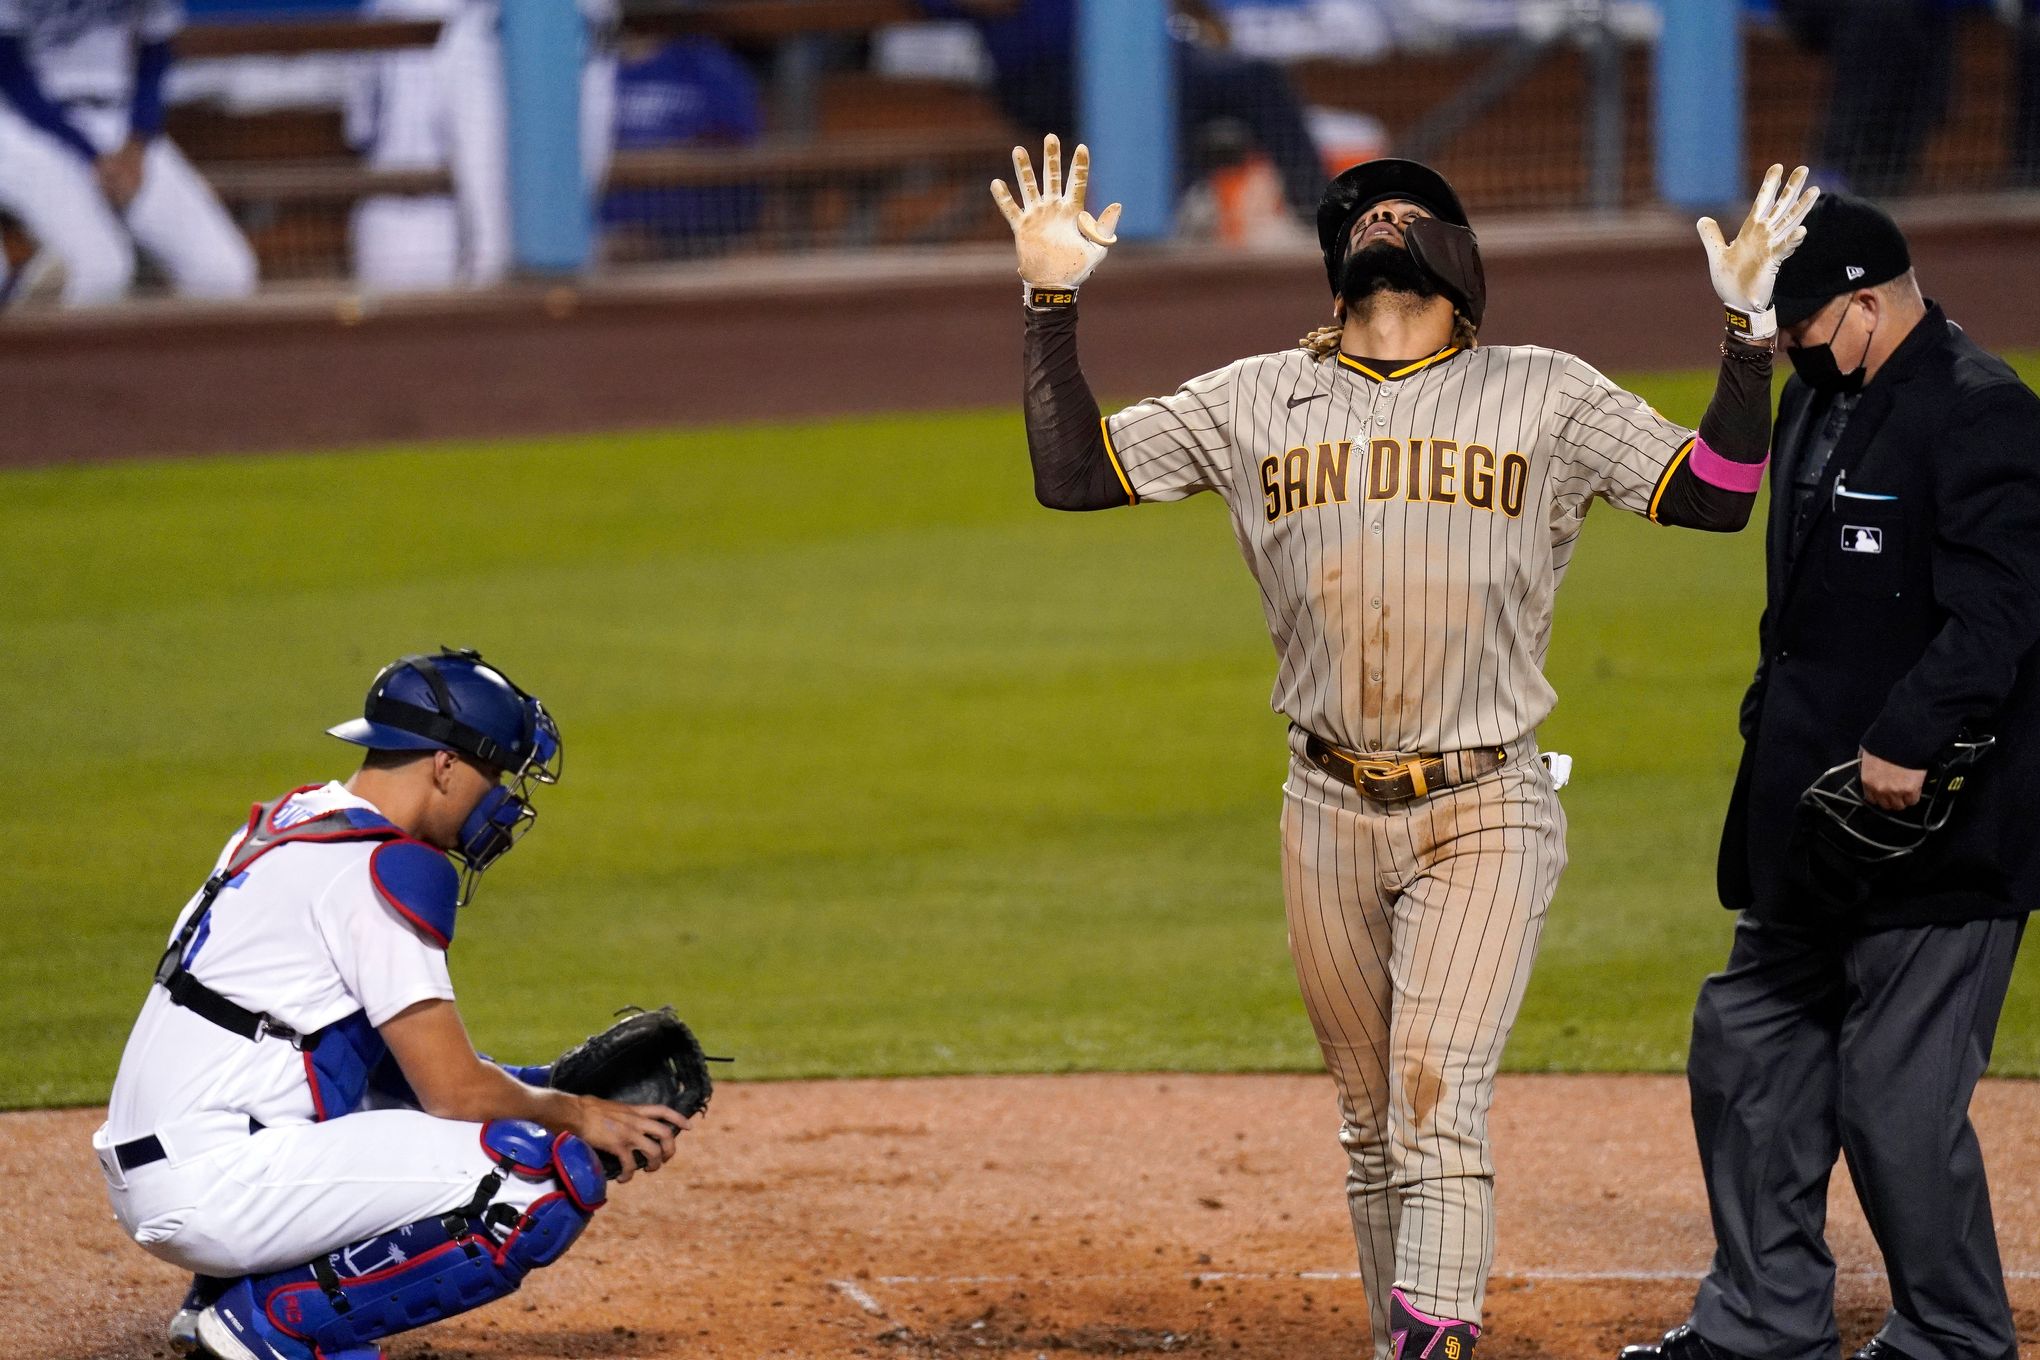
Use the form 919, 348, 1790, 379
11, 1073, 2037, 1360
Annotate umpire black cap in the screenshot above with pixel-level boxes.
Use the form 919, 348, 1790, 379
1317, 158, 1470, 294
1771, 193, 1911, 329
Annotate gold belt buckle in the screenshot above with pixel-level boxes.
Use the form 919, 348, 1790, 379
1348, 754, 1428, 799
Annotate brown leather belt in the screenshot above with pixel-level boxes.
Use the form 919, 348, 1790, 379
1303, 732, 1509, 802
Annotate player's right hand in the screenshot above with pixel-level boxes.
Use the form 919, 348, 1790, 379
991, 134, 1123, 292
568, 1094, 685, 1183
1696, 163, 1818, 341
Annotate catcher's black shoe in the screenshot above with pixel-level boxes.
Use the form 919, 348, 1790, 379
1619, 1323, 1757, 1360
1848, 1342, 1920, 1360
168, 1275, 232, 1356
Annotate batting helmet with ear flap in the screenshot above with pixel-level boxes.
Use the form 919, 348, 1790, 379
1317, 157, 1486, 327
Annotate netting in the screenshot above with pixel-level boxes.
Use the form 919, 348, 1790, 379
0, 1, 2033, 308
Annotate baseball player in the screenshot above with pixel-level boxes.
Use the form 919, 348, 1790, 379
347, 0, 616, 292
992, 138, 1816, 1358
93, 649, 684, 1360
0, 0, 255, 305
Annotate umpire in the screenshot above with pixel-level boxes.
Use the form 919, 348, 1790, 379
1626, 196, 2040, 1360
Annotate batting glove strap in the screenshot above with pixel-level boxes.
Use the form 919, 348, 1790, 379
1025, 284, 1079, 310
1723, 303, 1777, 341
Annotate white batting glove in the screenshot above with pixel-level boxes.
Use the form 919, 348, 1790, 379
1697, 163, 1819, 341
990, 134, 1124, 302
1540, 752, 1574, 791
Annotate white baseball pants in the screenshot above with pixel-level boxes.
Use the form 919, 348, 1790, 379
0, 100, 255, 306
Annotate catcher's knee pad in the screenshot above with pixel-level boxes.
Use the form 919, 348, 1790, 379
203, 1121, 604, 1360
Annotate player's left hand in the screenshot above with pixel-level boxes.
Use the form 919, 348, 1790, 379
96, 139, 147, 210
1859, 747, 1926, 811
990, 134, 1123, 292
1697, 163, 1818, 341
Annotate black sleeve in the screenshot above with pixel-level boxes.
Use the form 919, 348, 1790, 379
1861, 385, 2040, 767
1650, 335, 1774, 533
1022, 298, 1130, 511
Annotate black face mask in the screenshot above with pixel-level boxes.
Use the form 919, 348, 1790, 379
1787, 300, 1876, 395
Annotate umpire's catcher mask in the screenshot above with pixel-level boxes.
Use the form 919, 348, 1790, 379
330, 647, 562, 902
1797, 734, 1996, 865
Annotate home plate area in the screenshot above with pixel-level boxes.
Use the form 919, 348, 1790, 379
11, 1074, 2039, 1358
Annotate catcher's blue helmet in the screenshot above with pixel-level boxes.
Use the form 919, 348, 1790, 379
329, 648, 559, 779
330, 648, 562, 901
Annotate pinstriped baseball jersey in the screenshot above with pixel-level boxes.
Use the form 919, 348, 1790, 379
1101, 344, 1697, 756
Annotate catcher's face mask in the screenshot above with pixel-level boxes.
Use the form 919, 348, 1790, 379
1797, 735, 1996, 864
332, 646, 565, 901
453, 702, 562, 904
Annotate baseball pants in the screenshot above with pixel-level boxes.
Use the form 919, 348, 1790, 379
1282, 728, 1565, 1357
1686, 913, 2024, 1360
0, 101, 255, 305
92, 1108, 552, 1277
350, 0, 615, 293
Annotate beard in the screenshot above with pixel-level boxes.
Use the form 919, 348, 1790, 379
1339, 239, 1439, 314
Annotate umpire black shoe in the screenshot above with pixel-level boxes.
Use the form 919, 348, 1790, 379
1619, 1323, 1757, 1360
1849, 1342, 1920, 1360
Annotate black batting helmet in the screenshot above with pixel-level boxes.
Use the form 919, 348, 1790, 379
1316, 158, 1484, 327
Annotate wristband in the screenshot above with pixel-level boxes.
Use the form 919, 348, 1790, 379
1024, 284, 1078, 310
1723, 303, 1777, 341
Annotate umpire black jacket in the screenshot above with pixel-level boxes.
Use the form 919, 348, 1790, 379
1719, 304, 2040, 929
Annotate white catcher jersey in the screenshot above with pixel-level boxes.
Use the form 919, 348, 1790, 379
1103, 345, 1697, 755
0, 0, 180, 102
105, 783, 455, 1141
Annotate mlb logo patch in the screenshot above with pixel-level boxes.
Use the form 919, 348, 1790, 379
1842, 525, 1884, 554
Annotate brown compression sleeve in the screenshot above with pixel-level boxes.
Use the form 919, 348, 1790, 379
1652, 334, 1774, 532
1023, 299, 1130, 511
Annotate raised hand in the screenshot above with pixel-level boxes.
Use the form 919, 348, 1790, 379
1697, 163, 1819, 340
990, 134, 1124, 292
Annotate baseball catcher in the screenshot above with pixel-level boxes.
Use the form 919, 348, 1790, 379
993, 138, 1815, 1359
92, 649, 717, 1360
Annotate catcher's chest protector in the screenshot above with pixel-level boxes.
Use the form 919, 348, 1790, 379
153, 787, 462, 1120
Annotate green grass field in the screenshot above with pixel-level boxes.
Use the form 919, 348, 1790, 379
8, 355, 2039, 1108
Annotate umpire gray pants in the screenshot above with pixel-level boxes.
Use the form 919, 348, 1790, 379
1686, 912, 2024, 1360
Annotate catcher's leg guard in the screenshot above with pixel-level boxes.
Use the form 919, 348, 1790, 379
1388, 1287, 1481, 1360
195, 1121, 605, 1360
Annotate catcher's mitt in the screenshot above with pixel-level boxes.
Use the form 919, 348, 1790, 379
550, 1006, 722, 1176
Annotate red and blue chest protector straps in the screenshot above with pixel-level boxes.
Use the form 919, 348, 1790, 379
152, 788, 460, 1119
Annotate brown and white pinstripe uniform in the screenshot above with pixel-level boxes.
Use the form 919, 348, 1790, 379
1101, 342, 1700, 1352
